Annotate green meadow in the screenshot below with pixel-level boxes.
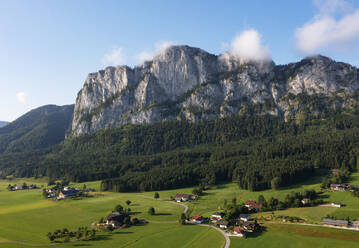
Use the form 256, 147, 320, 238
0, 172, 358, 247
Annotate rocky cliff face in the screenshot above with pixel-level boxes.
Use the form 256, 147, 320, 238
71, 45, 359, 136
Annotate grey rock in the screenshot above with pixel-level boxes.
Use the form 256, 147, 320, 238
71, 46, 359, 136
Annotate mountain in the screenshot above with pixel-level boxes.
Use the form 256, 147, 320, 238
0, 121, 8, 128
0, 104, 74, 153
72, 45, 359, 136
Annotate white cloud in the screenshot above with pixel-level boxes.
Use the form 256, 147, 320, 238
101, 47, 126, 66
296, 0, 359, 54
228, 29, 271, 62
313, 0, 352, 16
135, 40, 176, 65
16, 92, 27, 104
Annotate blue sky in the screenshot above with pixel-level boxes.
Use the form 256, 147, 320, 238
1, 0, 359, 121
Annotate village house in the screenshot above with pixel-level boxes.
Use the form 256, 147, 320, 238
239, 214, 250, 222
322, 218, 348, 227
15, 184, 24, 190
58, 188, 79, 200
243, 222, 256, 232
301, 198, 310, 205
233, 226, 246, 237
174, 193, 196, 202
331, 169, 341, 175
352, 221, 359, 229
330, 184, 348, 192
245, 200, 256, 208
191, 215, 203, 224
245, 200, 262, 211
210, 212, 225, 222
218, 220, 229, 229
106, 212, 128, 227
331, 202, 344, 208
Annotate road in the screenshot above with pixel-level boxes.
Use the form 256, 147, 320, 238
198, 224, 231, 248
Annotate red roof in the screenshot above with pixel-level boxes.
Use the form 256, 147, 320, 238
234, 226, 245, 233
192, 215, 203, 221
248, 204, 262, 210
245, 200, 256, 205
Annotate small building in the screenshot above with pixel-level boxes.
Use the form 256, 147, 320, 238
211, 212, 225, 222
301, 198, 310, 205
331, 202, 344, 208
191, 215, 203, 224
245, 200, 257, 208
106, 212, 128, 227
58, 188, 79, 199
352, 221, 359, 229
15, 184, 24, 190
233, 226, 246, 237
240, 214, 250, 222
322, 218, 348, 227
243, 222, 256, 232
330, 184, 347, 192
174, 194, 191, 202
218, 220, 229, 229
331, 169, 341, 175
248, 204, 262, 212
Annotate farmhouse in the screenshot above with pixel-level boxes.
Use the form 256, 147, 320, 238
301, 198, 310, 205
243, 222, 256, 232
106, 212, 128, 227
322, 218, 348, 227
331, 202, 344, 208
330, 184, 348, 191
240, 214, 250, 222
218, 220, 229, 229
174, 193, 194, 202
191, 215, 203, 224
233, 226, 246, 237
15, 184, 24, 190
245, 200, 262, 211
245, 200, 256, 208
211, 212, 225, 222
352, 221, 359, 229
58, 188, 79, 199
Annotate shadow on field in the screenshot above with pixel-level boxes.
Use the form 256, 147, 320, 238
129, 211, 142, 215
131, 204, 140, 206
72, 244, 91, 247
216, 184, 228, 190
155, 213, 172, 216
245, 226, 267, 239
113, 231, 134, 234
88, 234, 111, 242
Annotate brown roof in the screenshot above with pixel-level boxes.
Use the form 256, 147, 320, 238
245, 200, 256, 205
234, 226, 245, 233
192, 215, 203, 221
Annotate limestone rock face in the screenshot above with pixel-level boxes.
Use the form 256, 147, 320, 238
71, 45, 359, 136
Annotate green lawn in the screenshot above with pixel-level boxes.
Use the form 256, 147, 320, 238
0, 172, 357, 248
230, 223, 359, 248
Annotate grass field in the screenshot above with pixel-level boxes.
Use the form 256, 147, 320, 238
230, 223, 359, 248
0, 171, 357, 247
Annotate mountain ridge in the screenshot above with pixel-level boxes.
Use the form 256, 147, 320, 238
0, 104, 74, 153
71, 45, 359, 136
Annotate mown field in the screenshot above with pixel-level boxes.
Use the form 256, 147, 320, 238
0, 171, 358, 247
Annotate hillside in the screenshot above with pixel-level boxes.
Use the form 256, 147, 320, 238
72, 45, 359, 136
0, 104, 74, 154
0, 121, 8, 127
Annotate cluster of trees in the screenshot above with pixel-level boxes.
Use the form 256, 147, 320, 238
7, 182, 38, 191
47, 227, 96, 243
1, 113, 359, 192
321, 170, 351, 189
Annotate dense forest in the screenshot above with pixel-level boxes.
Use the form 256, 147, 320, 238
0, 111, 358, 192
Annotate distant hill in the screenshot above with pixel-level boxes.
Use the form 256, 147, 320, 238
0, 105, 74, 153
0, 121, 8, 128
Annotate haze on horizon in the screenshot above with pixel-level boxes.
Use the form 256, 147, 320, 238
1, 0, 359, 122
